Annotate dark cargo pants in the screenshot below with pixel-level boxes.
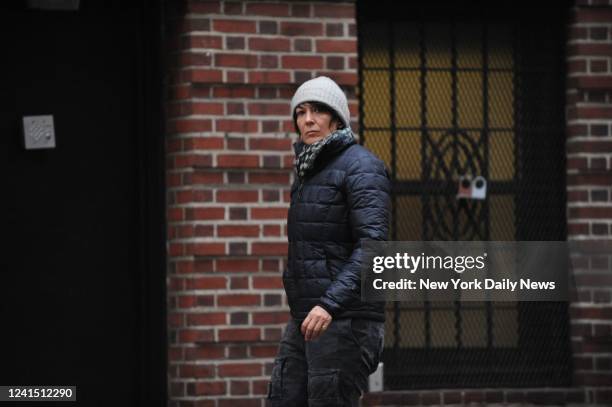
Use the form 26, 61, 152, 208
267, 318, 384, 407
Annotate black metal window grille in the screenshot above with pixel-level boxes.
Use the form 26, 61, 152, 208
357, 2, 572, 389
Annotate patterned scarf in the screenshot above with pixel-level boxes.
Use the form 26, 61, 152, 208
294, 127, 355, 179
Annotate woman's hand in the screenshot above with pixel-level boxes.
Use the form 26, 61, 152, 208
301, 305, 332, 341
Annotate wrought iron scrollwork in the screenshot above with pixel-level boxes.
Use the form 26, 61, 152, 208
423, 129, 486, 240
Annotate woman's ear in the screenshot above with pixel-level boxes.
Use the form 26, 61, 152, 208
329, 118, 340, 132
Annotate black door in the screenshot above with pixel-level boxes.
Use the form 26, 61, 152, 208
0, 2, 165, 405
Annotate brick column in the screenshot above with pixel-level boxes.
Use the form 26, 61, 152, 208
164, 1, 358, 405
566, 2, 612, 405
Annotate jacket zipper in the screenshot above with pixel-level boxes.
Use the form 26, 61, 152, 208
292, 178, 304, 293
297, 179, 304, 200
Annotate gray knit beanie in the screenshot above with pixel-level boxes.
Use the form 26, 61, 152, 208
290, 76, 350, 129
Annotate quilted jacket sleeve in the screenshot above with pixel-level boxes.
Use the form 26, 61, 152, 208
318, 153, 391, 317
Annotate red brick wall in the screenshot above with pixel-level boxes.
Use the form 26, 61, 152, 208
164, 1, 358, 405
566, 1, 612, 405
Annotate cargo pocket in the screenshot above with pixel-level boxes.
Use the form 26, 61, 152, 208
308, 368, 342, 407
350, 319, 385, 375
267, 357, 285, 400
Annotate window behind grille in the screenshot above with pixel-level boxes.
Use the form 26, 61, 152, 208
357, 2, 572, 389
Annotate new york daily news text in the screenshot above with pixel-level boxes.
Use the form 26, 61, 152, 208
360, 241, 611, 301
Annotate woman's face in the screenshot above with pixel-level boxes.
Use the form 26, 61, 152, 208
295, 102, 338, 145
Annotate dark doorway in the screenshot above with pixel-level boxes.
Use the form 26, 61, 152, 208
358, 1, 571, 389
0, 2, 166, 405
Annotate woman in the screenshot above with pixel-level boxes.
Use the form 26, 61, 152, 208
267, 76, 391, 406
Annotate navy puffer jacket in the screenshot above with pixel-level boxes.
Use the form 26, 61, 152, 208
285, 135, 391, 321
